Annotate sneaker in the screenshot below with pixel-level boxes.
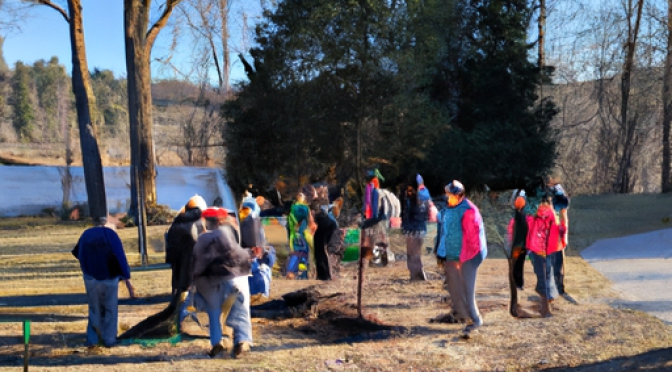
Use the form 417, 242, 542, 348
234, 342, 251, 358
208, 337, 233, 358
561, 293, 578, 305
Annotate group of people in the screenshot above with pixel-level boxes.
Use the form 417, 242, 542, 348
71, 172, 571, 355
507, 177, 573, 318
285, 182, 344, 280
362, 171, 570, 336
73, 194, 271, 358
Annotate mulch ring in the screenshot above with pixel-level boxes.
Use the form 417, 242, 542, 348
252, 286, 409, 343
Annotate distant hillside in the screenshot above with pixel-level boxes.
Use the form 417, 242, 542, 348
0, 62, 226, 168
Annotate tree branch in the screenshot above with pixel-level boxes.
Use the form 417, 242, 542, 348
145, 0, 181, 53
34, 0, 70, 23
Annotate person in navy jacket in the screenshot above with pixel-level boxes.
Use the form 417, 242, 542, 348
72, 216, 135, 347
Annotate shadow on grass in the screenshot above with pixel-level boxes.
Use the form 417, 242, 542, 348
0, 294, 171, 308
0, 353, 191, 367
544, 347, 672, 371
0, 332, 84, 348
0, 313, 86, 322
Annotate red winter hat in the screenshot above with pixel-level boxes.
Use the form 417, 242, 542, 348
203, 207, 227, 219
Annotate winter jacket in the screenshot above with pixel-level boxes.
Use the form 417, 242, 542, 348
435, 199, 487, 262
401, 186, 431, 233
190, 227, 251, 280
72, 226, 131, 281
506, 210, 529, 250
240, 215, 267, 248
525, 205, 565, 256
363, 183, 380, 219
165, 208, 203, 265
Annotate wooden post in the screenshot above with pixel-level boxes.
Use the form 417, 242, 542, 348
135, 165, 148, 267
23, 320, 30, 372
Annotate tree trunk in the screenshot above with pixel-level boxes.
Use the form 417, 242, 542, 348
67, 0, 107, 220
538, 0, 545, 74
125, 0, 173, 218
663, 0, 672, 193
219, 0, 230, 97
616, 0, 643, 194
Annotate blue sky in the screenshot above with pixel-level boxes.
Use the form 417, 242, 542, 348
2, 1, 259, 84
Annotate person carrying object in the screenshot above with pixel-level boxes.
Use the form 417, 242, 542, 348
72, 216, 136, 347
189, 207, 253, 358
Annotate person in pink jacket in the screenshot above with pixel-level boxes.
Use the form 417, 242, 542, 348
434, 180, 487, 336
526, 190, 565, 317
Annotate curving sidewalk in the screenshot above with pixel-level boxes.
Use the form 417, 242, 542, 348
581, 228, 672, 324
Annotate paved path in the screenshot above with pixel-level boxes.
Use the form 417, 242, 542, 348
581, 228, 672, 324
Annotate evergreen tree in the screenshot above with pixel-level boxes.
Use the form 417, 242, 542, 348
11, 61, 35, 142
32, 57, 68, 137
428, 0, 557, 189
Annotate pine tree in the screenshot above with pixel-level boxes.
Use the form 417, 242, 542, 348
11, 61, 35, 142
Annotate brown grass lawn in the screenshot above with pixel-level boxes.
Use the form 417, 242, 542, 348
0, 194, 671, 371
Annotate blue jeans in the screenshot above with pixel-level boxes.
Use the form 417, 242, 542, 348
194, 276, 252, 347
83, 277, 119, 347
531, 252, 557, 300
551, 250, 565, 295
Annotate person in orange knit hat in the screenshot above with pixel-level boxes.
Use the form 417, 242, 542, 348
506, 190, 529, 317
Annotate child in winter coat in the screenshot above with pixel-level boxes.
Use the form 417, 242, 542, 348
526, 190, 566, 317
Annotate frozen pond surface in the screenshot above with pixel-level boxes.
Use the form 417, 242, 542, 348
0, 166, 236, 217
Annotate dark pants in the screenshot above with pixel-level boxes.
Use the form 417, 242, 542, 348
551, 250, 565, 295
315, 244, 331, 280
511, 246, 527, 289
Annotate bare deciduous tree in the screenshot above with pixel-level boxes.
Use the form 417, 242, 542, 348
124, 0, 181, 216
662, 0, 672, 192
29, 0, 107, 220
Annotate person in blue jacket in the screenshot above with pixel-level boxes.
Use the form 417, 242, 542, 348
72, 217, 135, 347
401, 174, 431, 281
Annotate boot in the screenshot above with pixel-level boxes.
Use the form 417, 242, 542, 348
234, 342, 251, 358
208, 337, 233, 358
539, 296, 553, 318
